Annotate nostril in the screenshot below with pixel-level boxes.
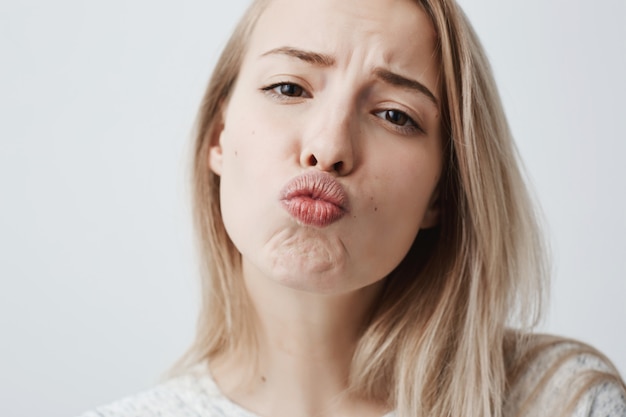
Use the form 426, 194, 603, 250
305, 154, 345, 173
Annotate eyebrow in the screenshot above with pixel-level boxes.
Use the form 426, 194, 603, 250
260, 47, 336, 67
260, 46, 438, 107
374, 68, 439, 108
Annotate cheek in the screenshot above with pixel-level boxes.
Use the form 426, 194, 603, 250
216, 118, 294, 259
336, 157, 438, 283
220, 96, 297, 169
219, 114, 270, 182
370, 141, 441, 210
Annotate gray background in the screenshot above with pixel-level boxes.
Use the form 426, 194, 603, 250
1, 1, 624, 416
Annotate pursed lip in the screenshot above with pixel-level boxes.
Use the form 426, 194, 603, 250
279, 171, 349, 227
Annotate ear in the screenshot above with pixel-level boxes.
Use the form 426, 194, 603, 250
419, 186, 440, 229
208, 120, 225, 176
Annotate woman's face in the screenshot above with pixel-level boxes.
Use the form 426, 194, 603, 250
210, 0, 443, 295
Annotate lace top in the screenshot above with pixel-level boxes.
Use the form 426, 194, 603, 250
78, 340, 626, 417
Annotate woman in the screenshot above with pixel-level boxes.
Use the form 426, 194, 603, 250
80, 0, 626, 416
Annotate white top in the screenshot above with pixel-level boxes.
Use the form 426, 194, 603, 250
78, 341, 626, 417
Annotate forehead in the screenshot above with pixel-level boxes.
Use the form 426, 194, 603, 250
247, 0, 438, 71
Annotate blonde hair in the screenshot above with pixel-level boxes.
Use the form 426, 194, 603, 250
176, 1, 623, 416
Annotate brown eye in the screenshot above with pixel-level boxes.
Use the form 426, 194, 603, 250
385, 110, 409, 126
262, 82, 309, 98
373, 109, 423, 135
277, 83, 304, 97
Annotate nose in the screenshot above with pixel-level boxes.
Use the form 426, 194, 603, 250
299, 106, 356, 176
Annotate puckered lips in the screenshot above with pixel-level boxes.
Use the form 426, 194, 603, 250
279, 171, 349, 227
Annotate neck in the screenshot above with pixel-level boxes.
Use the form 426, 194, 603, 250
210, 260, 388, 417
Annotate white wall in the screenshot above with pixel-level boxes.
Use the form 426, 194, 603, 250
0, 1, 623, 416
457, 0, 626, 377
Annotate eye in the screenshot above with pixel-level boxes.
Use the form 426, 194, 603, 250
373, 109, 423, 135
261, 82, 310, 99
377, 109, 411, 126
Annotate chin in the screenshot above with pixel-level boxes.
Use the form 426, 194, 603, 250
271, 264, 351, 295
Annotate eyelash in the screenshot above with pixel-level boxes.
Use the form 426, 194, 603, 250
373, 109, 424, 135
260, 82, 424, 135
260, 82, 311, 100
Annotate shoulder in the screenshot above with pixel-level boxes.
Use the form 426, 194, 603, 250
76, 363, 247, 417
505, 333, 626, 417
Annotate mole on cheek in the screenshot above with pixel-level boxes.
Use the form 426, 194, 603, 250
370, 196, 377, 212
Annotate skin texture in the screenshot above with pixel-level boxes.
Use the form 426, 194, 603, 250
208, 0, 442, 415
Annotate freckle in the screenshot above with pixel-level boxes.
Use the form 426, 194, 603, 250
234, 151, 238, 156
374, 207, 378, 211
261, 376, 266, 383
370, 196, 374, 201
353, 215, 357, 219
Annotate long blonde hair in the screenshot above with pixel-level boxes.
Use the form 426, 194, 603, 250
177, 1, 621, 416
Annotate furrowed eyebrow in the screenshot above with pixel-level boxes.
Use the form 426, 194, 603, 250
260, 47, 336, 67
259, 47, 438, 107
374, 68, 439, 108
